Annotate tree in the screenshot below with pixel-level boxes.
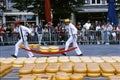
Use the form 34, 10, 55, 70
12, 0, 84, 22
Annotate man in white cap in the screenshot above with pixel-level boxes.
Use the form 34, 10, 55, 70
11, 21, 34, 58
63, 19, 83, 56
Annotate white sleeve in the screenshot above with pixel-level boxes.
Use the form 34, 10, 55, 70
22, 26, 32, 34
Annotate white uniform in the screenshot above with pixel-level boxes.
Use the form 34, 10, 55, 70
65, 23, 82, 55
14, 25, 34, 57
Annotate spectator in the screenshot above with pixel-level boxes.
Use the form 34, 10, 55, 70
104, 22, 113, 45
83, 20, 91, 44
116, 25, 120, 43
35, 24, 43, 45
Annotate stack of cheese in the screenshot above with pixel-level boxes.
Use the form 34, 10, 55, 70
20, 74, 37, 80
39, 46, 49, 52
0, 64, 12, 78
35, 57, 47, 63
100, 63, 115, 77
80, 56, 93, 63
69, 56, 81, 62
24, 57, 37, 64
108, 75, 120, 80
32, 63, 48, 76
19, 64, 35, 77
13, 57, 26, 68
111, 63, 120, 75
58, 56, 69, 63
32, 44, 39, 48
101, 56, 116, 63
87, 63, 101, 77
73, 63, 87, 77
28, 44, 34, 49
49, 46, 59, 52
39, 46, 59, 53
91, 57, 104, 63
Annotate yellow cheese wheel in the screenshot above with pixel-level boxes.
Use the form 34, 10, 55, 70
102, 72, 115, 77
90, 57, 104, 63
108, 75, 120, 80
100, 63, 115, 73
49, 49, 59, 52
111, 63, 120, 73
13, 57, 26, 65
19, 44, 24, 48
58, 56, 69, 62
47, 57, 58, 63
111, 56, 120, 62
69, 56, 81, 62
80, 56, 93, 63
87, 73, 101, 77
49, 46, 59, 50
70, 74, 83, 80
39, 46, 49, 50
32, 44, 39, 48
28, 44, 33, 48
32, 63, 48, 73
87, 63, 100, 73
46, 63, 59, 73
35, 57, 47, 63
74, 63, 87, 73
13, 64, 23, 68
101, 56, 116, 63
74, 73, 87, 77
19, 67, 34, 74
59, 63, 73, 73
56, 74, 70, 80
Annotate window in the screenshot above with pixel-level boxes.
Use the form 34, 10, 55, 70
92, 0, 95, 4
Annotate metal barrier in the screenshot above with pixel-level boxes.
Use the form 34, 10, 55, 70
0, 30, 120, 45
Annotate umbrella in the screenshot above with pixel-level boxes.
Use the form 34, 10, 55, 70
107, 0, 118, 26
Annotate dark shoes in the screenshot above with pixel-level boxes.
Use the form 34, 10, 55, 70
62, 53, 67, 56
11, 54, 17, 58
77, 54, 83, 56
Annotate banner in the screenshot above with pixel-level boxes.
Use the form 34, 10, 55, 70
45, 0, 52, 23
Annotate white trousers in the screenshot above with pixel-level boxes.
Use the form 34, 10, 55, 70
37, 34, 43, 45
65, 35, 82, 55
14, 39, 34, 57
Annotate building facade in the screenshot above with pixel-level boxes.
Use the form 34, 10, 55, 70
1, 0, 120, 25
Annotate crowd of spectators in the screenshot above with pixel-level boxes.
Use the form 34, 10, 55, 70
0, 20, 120, 45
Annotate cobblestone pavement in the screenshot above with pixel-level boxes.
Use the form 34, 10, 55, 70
0, 44, 120, 80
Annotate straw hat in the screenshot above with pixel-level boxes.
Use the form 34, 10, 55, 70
64, 19, 70, 23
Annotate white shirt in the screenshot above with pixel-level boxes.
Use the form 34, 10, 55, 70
68, 23, 78, 36
19, 25, 31, 41
83, 23, 91, 30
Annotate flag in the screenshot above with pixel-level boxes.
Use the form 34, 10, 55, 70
45, 0, 52, 23
107, 0, 118, 26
